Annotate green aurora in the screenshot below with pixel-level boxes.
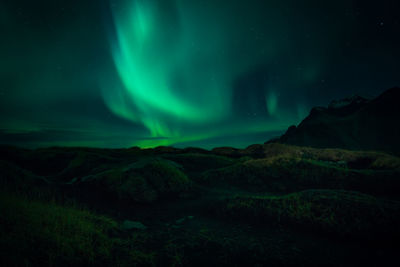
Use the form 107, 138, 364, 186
104, 0, 296, 147
1, 0, 399, 148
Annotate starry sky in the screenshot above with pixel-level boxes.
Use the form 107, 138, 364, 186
1, 0, 399, 149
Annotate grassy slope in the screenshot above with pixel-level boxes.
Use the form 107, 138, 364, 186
201, 144, 400, 198
218, 189, 400, 238
0, 191, 161, 267
1, 143, 400, 266
0, 191, 118, 266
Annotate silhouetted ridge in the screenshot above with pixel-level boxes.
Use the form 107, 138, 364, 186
269, 87, 400, 154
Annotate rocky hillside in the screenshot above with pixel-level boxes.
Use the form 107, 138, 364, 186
269, 87, 400, 154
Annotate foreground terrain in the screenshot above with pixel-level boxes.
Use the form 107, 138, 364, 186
1, 143, 400, 266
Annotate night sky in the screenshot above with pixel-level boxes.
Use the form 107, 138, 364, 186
1, 0, 399, 149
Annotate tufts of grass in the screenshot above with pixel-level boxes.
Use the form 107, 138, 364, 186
162, 153, 236, 173
262, 143, 400, 170
82, 158, 193, 203
0, 191, 123, 266
217, 189, 400, 239
0, 190, 159, 266
201, 153, 400, 197
140, 160, 192, 195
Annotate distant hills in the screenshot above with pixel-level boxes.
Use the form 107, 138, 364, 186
268, 87, 400, 154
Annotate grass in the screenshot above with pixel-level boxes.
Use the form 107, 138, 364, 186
1, 144, 400, 265
218, 189, 400, 239
0, 190, 161, 267
161, 153, 236, 173
260, 143, 400, 170
140, 159, 192, 195
201, 153, 400, 198
0, 190, 121, 266
77, 158, 194, 204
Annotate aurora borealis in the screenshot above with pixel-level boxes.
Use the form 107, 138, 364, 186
1, 0, 400, 148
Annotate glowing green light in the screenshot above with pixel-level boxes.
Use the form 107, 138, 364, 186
266, 91, 278, 116
102, 0, 299, 147
106, 0, 234, 138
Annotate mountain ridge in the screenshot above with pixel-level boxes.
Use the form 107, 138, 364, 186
268, 87, 400, 154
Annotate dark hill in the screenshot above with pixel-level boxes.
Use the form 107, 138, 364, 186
269, 87, 400, 154
1, 142, 400, 266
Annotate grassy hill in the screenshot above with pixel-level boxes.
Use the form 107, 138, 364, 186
1, 143, 400, 266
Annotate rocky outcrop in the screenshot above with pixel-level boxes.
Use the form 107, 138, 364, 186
270, 87, 400, 154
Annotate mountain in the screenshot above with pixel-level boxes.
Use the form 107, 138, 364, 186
268, 87, 400, 154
